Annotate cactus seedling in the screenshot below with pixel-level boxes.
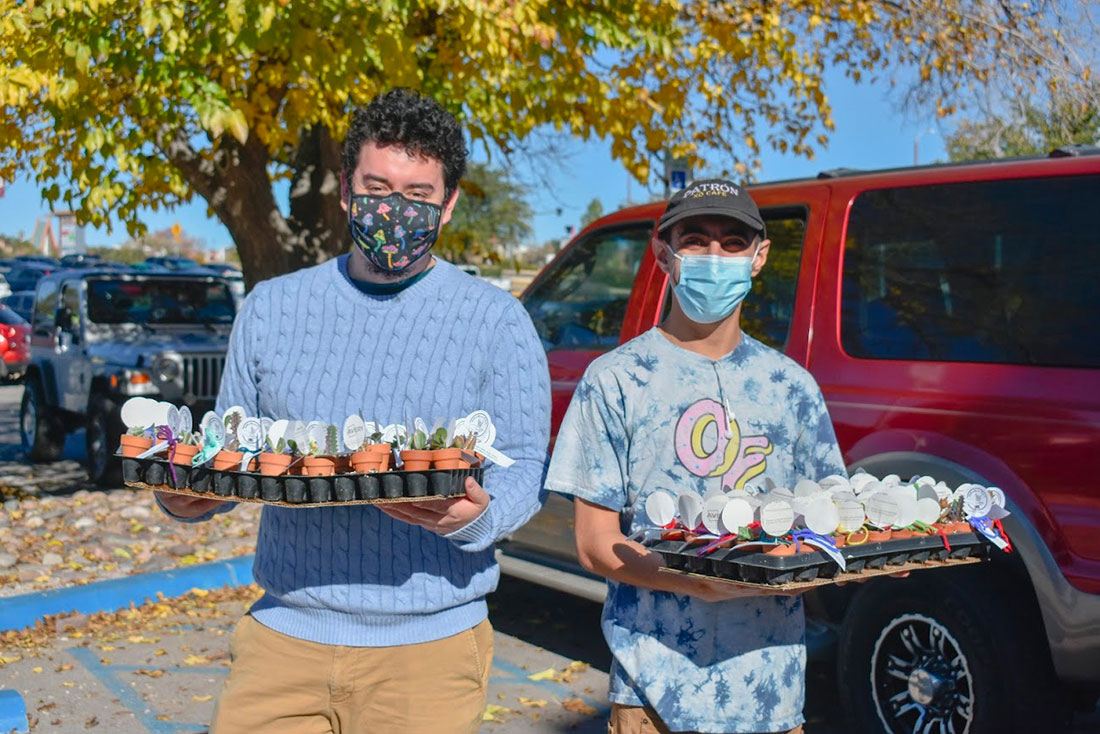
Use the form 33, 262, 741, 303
325, 425, 340, 456
224, 412, 242, 451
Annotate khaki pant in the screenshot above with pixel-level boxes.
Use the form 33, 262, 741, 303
608, 704, 805, 734
210, 614, 494, 734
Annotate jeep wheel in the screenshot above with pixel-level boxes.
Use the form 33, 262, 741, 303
20, 378, 64, 462
837, 571, 1066, 734
86, 395, 123, 487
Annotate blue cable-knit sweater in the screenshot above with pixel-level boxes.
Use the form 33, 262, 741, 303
163, 255, 550, 647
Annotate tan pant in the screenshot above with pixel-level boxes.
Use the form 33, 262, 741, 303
608, 704, 805, 734
210, 614, 494, 734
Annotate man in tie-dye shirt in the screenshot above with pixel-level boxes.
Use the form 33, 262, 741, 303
545, 180, 846, 733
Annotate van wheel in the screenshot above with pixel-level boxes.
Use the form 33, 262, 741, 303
86, 395, 122, 487
837, 571, 1066, 734
20, 378, 64, 462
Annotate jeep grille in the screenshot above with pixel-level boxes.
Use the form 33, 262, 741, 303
182, 355, 225, 401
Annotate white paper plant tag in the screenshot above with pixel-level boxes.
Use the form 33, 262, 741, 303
164, 405, 181, 437
260, 417, 274, 439
961, 485, 993, 519
455, 410, 497, 446
701, 495, 729, 535
290, 421, 310, 452
121, 397, 157, 429
881, 473, 901, 487
915, 497, 943, 525
413, 417, 429, 438
803, 496, 841, 535
987, 504, 1010, 520
237, 418, 263, 452
793, 479, 821, 497
343, 415, 367, 453
380, 424, 405, 445
893, 493, 919, 528
758, 500, 794, 537
849, 472, 877, 494
306, 421, 326, 450
205, 418, 225, 449
266, 419, 289, 447
865, 492, 899, 528
200, 411, 220, 437
721, 497, 754, 534
988, 487, 1006, 508
677, 494, 704, 530
222, 406, 246, 438
818, 474, 850, 491
644, 492, 676, 527
856, 479, 884, 498
836, 500, 866, 533
915, 484, 940, 503
179, 406, 193, 437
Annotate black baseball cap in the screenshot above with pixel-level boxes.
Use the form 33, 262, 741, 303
657, 179, 766, 238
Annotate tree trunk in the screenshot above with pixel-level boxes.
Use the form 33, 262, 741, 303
165, 125, 347, 291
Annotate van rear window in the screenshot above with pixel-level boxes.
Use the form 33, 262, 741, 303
841, 174, 1100, 368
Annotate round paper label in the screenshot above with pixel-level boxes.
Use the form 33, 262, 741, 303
206, 418, 226, 449
793, 479, 821, 497
677, 494, 703, 531
818, 474, 850, 491
893, 493, 919, 528
121, 397, 156, 429
721, 498, 754, 534
915, 497, 943, 525
701, 495, 729, 535
988, 487, 1006, 508
759, 500, 794, 537
459, 410, 496, 447
849, 472, 877, 494
644, 492, 676, 527
306, 421, 326, 449
238, 418, 263, 452
222, 406, 247, 439
164, 405, 181, 437
836, 499, 866, 533
266, 419, 289, 447
864, 492, 899, 528
803, 497, 840, 535
343, 415, 367, 452
200, 411, 220, 436
961, 485, 993, 519
178, 406, 193, 437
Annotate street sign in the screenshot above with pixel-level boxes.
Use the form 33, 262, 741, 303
664, 152, 692, 196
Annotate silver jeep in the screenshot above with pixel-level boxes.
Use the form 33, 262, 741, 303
19, 269, 233, 485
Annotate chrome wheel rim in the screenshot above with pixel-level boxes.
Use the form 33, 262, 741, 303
871, 613, 974, 734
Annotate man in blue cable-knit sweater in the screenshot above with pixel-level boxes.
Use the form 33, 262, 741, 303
155, 88, 550, 734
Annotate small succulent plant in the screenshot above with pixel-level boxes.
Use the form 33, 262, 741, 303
451, 432, 478, 451
265, 436, 288, 454
127, 425, 146, 437
429, 426, 450, 451
408, 428, 429, 451
325, 424, 340, 455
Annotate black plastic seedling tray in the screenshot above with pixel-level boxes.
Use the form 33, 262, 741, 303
651, 531, 991, 588
121, 456, 479, 506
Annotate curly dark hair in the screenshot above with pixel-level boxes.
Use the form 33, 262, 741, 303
341, 88, 467, 199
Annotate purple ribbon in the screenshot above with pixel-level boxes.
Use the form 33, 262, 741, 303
157, 425, 179, 486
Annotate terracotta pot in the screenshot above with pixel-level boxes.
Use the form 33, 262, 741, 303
120, 434, 153, 458
431, 447, 475, 470
867, 528, 893, 542
349, 449, 390, 473
171, 443, 201, 467
333, 455, 352, 474
831, 535, 847, 548
892, 528, 918, 539
213, 450, 244, 472
302, 456, 336, 477
400, 449, 433, 472
258, 452, 293, 477
766, 543, 797, 556
948, 520, 973, 534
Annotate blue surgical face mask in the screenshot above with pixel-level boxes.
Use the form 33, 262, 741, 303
666, 242, 760, 324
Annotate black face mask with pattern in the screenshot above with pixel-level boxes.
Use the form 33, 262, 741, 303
347, 192, 442, 272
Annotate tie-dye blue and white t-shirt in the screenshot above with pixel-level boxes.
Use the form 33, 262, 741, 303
545, 328, 845, 734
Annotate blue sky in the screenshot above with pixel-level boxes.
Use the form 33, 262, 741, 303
0, 67, 948, 252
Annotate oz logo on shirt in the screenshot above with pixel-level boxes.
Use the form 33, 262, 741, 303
674, 398, 772, 491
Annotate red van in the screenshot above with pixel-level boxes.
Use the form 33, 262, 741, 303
501, 150, 1100, 733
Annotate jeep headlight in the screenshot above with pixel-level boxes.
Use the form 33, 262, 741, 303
152, 356, 181, 383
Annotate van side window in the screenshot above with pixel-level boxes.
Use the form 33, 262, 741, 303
33, 279, 59, 336
841, 175, 1100, 367
659, 208, 808, 350
524, 224, 651, 351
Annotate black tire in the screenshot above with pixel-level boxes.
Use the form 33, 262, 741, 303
20, 377, 64, 462
837, 569, 1067, 734
86, 394, 123, 487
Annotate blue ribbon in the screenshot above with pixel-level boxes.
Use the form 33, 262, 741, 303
791, 529, 847, 571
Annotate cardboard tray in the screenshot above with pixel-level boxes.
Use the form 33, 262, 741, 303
121, 456, 477, 507
651, 531, 991, 588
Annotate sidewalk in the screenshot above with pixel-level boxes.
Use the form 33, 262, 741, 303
0, 583, 611, 733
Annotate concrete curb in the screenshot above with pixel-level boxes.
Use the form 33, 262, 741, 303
0, 555, 255, 633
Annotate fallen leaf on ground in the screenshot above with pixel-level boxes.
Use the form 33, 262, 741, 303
191, 694, 213, 702
527, 667, 562, 682
134, 669, 165, 678
182, 654, 210, 666
84, 715, 99, 728
482, 704, 512, 723
31, 667, 42, 673
562, 698, 598, 715
518, 697, 547, 708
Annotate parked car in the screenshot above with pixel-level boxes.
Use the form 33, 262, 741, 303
0, 273, 10, 299
20, 269, 235, 485
201, 263, 243, 278
5, 263, 55, 293
143, 255, 203, 271
13, 255, 59, 268
0, 305, 29, 382
2, 291, 35, 324
503, 150, 1100, 733
58, 253, 107, 269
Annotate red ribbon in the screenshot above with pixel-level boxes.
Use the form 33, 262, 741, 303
992, 519, 1013, 553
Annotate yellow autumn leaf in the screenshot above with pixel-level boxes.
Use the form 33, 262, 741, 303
518, 697, 547, 707
191, 694, 213, 702
526, 667, 561, 682
182, 654, 210, 666
482, 704, 512, 722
